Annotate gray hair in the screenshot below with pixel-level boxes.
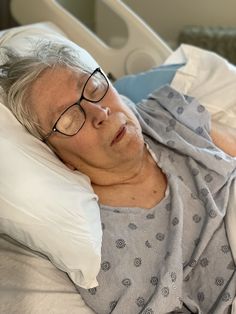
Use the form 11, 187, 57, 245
0, 40, 91, 140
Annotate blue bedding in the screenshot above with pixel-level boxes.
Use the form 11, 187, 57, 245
114, 63, 184, 103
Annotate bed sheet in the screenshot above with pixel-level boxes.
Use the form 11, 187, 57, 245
0, 235, 96, 314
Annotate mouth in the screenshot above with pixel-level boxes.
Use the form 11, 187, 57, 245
111, 124, 127, 146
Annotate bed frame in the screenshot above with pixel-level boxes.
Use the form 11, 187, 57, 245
10, 0, 172, 78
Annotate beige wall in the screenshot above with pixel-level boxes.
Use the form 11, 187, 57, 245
123, 0, 236, 46
95, 0, 236, 48
57, 0, 236, 49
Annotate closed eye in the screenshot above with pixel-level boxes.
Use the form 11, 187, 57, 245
84, 81, 100, 98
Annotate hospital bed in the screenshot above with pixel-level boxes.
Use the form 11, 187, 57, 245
0, 0, 236, 313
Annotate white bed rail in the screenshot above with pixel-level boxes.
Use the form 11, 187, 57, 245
10, 0, 172, 78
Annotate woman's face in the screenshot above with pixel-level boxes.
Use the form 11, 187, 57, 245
30, 66, 144, 181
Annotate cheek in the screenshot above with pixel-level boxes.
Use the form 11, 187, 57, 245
67, 130, 103, 161
76, 127, 98, 149
127, 124, 144, 147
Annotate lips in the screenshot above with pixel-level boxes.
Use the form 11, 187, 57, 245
111, 124, 127, 146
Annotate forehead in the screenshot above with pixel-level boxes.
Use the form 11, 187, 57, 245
30, 66, 88, 128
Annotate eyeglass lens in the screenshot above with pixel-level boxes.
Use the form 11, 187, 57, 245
56, 105, 85, 136
83, 70, 108, 102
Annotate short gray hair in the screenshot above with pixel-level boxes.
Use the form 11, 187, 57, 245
0, 40, 91, 140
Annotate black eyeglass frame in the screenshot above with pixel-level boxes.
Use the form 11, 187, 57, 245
42, 67, 109, 142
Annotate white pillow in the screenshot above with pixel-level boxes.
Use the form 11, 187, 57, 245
164, 44, 236, 128
0, 23, 102, 289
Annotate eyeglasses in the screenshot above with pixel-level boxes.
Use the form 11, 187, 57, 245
42, 67, 109, 141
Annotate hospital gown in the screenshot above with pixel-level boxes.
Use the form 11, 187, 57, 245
78, 85, 236, 314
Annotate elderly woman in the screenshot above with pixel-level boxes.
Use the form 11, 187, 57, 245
0, 41, 236, 314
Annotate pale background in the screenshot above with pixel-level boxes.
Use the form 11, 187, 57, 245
56, 0, 236, 48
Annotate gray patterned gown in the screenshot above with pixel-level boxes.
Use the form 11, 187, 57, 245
77, 86, 236, 314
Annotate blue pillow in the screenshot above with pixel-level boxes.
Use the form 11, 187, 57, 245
114, 64, 184, 103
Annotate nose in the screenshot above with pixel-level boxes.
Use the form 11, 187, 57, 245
82, 101, 111, 128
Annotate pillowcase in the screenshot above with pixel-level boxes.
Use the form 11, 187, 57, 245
164, 44, 236, 128
0, 23, 102, 289
114, 63, 183, 103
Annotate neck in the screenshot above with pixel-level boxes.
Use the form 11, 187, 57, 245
91, 146, 154, 189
